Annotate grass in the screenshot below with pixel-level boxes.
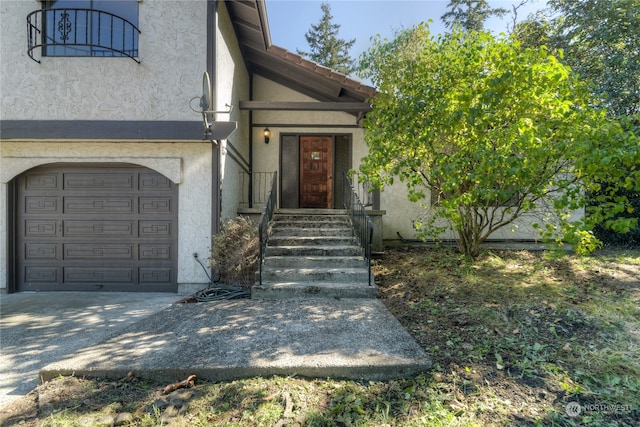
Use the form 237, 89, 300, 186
1, 247, 638, 426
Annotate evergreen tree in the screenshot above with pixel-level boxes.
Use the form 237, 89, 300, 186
441, 0, 508, 31
297, 2, 356, 75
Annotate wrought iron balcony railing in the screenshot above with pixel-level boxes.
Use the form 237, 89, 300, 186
27, 8, 140, 63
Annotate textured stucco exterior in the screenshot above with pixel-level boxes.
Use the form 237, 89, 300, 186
249, 78, 578, 243
251, 75, 367, 197
0, 0, 243, 292
378, 181, 539, 241
217, 1, 250, 222
0, 0, 206, 121
0, 142, 214, 291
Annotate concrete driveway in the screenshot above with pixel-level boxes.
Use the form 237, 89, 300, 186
0, 292, 181, 407
1, 292, 431, 410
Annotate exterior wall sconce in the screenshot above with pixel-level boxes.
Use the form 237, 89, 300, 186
263, 127, 271, 144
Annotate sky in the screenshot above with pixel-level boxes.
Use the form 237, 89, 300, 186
265, 0, 548, 63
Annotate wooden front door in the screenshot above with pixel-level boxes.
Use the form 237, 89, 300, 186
300, 136, 333, 208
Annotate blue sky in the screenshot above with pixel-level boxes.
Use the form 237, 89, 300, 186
265, 0, 548, 61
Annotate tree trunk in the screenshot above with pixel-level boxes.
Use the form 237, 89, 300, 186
457, 228, 481, 257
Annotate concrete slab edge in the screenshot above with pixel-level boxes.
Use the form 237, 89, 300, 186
40, 362, 432, 385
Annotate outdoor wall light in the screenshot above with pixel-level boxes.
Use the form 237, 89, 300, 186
263, 127, 271, 144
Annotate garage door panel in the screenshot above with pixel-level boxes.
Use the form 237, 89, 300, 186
25, 197, 59, 213
25, 174, 59, 190
64, 197, 134, 214
64, 267, 134, 283
16, 165, 178, 292
139, 197, 172, 213
139, 220, 172, 236
64, 244, 134, 260
140, 268, 172, 283
140, 244, 171, 259
25, 266, 60, 283
25, 243, 58, 260
140, 174, 173, 190
64, 173, 134, 190
64, 221, 135, 237
25, 220, 58, 236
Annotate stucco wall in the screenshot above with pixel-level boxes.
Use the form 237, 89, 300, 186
217, 2, 250, 222
374, 169, 586, 242
251, 76, 367, 199
0, 0, 207, 121
0, 0, 251, 292
249, 78, 584, 244
0, 141, 214, 291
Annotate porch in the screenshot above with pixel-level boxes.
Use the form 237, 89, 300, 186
237, 171, 385, 252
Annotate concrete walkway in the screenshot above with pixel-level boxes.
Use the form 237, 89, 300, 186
0, 292, 431, 408
0, 292, 179, 407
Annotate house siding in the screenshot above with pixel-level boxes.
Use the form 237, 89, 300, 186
217, 1, 251, 222
0, 142, 214, 292
0, 0, 247, 292
251, 76, 366, 205
249, 78, 571, 243
1, 0, 206, 121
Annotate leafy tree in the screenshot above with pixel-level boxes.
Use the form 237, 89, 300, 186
513, 0, 640, 246
357, 25, 639, 257
296, 2, 356, 75
511, 11, 554, 49
514, 0, 640, 117
441, 0, 508, 31
551, 0, 640, 117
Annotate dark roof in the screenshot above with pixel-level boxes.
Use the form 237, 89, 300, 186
224, 0, 376, 104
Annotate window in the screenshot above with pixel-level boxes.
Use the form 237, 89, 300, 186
42, 0, 139, 59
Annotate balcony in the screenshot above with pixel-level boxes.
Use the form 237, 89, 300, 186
27, 8, 140, 63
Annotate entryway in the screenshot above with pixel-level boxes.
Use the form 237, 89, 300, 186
280, 134, 351, 209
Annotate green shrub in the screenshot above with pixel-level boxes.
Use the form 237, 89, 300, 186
592, 188, 640, 248
210, 216, 258, 286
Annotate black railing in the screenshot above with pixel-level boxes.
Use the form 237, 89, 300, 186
239, 171, 277, 208
27, 8, 140, 63
257, 172, 277, 286
350, 172, 376, 207
343, 173, 374, 285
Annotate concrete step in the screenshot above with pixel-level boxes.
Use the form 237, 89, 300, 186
270, 227, 353, 237
259, 267, 369, 283
265, 245, 364, 257
253, 209, 374, 300
264, 255, 366, 268
271, 221, 352, 230
252, 281, 378, 299
272, 217, 351, 227
275, 208, 348, 215
268, 236, 357, 247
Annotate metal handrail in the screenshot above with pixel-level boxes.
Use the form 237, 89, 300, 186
239, 171, 277, 208
257, 172, 277, 286
27, 8, 140, 63
350, 172, 376, 208
343, 173, 374, 285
